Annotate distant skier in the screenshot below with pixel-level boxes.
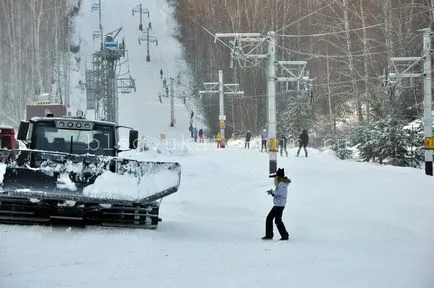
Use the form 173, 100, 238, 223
163, 78, 169, 97
198, 128, 204, 143
193, 127, 198, 142
245, 130, 251, 149
262, 168, 290, 241
216, 131, 222, 148
296, 129, 309, 157
160, 69, 163, 79
279, 134, 288, 157
261, 129, 268, 152
189, 124, 193, 138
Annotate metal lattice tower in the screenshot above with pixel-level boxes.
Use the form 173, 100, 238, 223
199, 70, 244, 143
215, 32, 313, 174
133, 3, 158, 62
85, 2, 135, 123
380, 28, 433, 175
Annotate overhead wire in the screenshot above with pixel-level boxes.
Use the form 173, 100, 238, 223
274, 2, 334, 33
270, 41, 388, 59
198, 75, 385, 101
173, 2, 233, 51
171, 0, 429, 109
276, 23, 383, 38
275, 6, 433, 39
269, 6, 434, 59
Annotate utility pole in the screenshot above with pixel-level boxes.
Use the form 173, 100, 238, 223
133, 4, 157, 62
170, 77, 175, 127
146, 24, 151, 62
91, 0, 103, 50
381, 28, 433, 175
138, 23, 158, 62
267, 32, 277, 172
199, 70, 244, 147
98, 0, 102, 48
215, 32, 276, 171
215, 32, 313, 174
423, 28, 433, 175
132, 3, 149, 32
219, 70, 225, 140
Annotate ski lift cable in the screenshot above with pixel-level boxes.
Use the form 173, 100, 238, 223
117, 3, 132, 76
174, 2, 233, 51
275, 7, 434, 38
270, 40, 388, 59
206, 75, 394, 100
0, 110, 19, 125
276, 23, 383, 38
274, 2, 334, 33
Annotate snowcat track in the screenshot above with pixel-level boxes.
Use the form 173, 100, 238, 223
5, 186, 178, 206
0, 195, 161, 229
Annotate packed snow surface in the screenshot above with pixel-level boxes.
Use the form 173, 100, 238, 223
0, 163, 6, 184
1, 146, 434, 288
56, 173, 77, 191
2, 0, 432, 287
83, 169, 179, 201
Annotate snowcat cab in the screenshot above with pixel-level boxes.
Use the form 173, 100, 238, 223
0, 112, 181, 228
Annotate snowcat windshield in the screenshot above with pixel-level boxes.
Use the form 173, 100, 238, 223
32, 121, 116, 156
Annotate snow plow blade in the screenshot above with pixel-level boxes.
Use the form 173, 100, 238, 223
0, 149, 181, 228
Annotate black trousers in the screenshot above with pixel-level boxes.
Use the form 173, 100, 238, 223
265, 206, 288, 238
261, 140, 267, 151
297, 143, 308, 157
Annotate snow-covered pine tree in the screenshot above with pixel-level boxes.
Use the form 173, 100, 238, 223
278, 90, 314, 144
404, 121, 424, 168
350, 109, 424, 167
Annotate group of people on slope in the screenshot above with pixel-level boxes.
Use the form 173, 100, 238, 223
189, 125, 205, 143
244, 129, 309, 157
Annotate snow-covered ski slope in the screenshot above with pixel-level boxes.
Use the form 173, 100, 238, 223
1, 147, 434, 288
74, 0, 195, 141
2, 1, 434, 287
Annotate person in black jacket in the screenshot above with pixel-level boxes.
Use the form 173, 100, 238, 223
296, 129, 309, 157
198, 128, 204, 143
245, 130, 251, 149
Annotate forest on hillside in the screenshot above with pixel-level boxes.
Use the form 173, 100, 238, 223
173, 0, 434, 147
0, 0, 81, 125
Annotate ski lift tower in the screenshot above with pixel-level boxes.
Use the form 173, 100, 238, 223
86, 1, 135, 123
93, 28, 123, 123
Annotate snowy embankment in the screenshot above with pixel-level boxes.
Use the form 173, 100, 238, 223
0, 163, 6, 184
1, 145, 434, 288
83, 168, 179, 201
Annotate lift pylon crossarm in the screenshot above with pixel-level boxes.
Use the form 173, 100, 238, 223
199, 90, 219, 94
391, 57, 422, 62
278, 60, 307, 65
107, 28, 123, 39
224, 91, 244, 95
224, 84, 240, 94
215, 33, 262, 42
